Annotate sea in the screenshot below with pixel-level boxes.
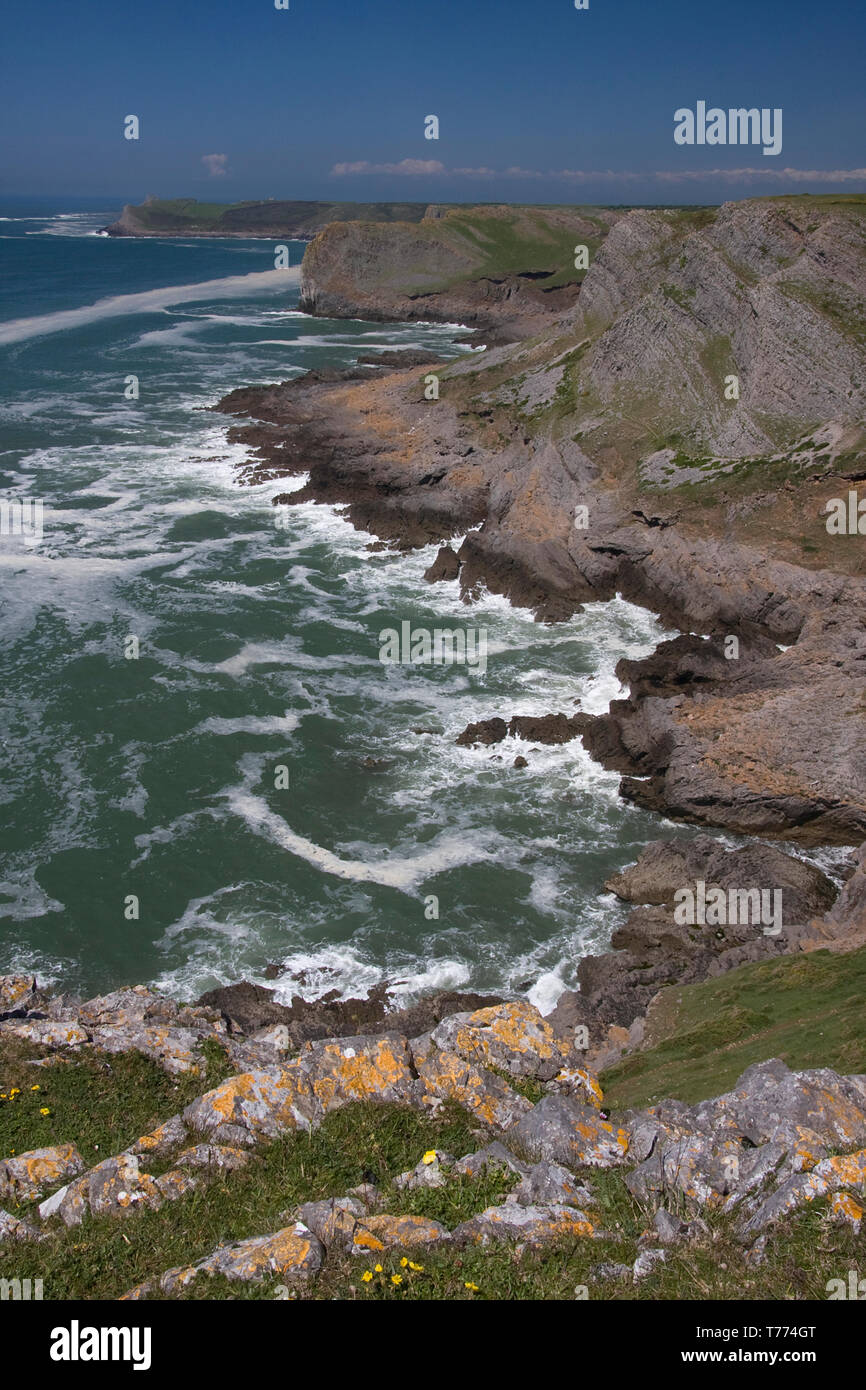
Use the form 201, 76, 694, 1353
0, 195, 761, 1015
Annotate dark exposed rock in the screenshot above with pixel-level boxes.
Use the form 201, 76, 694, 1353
194, 980, 502, 1047
455, 711, 584, 747
196, 982, 293, 1035
563, 837, 839, 1039
423, 545, 461, 583
456, 717, 508, 747
508, 713, 583, 744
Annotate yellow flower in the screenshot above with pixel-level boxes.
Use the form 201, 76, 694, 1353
421, 1149, 437, 1165
40, 1107, 50, 1116
374, 1264, 383, 1273
30, 1085, 40, 1091
391, 1274, 402, 1286
400, 1257, 408, 1268
464, 1282, 480, 1292
10, 1088, 20, 1097
408, 1262, 424, 1272
361, 1271, 373, 1283
0, 1094, 6, 1101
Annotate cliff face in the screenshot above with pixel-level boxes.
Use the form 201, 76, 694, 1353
218, 194, 866, 845
298, 204, 621, 338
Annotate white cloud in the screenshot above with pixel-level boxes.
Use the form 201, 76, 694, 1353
331, 158, 446, 176
330, 159, 866, 187
201, 153, 229, 177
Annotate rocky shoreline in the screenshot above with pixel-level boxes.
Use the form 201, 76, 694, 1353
207, 193, 866, 1060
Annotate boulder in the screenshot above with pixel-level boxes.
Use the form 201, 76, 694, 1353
453, 1201, 597, 1248
508, 1094, 630, 1169
0, 1144, 85, 1203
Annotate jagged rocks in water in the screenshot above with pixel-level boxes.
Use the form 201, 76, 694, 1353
423, 546, 460, 583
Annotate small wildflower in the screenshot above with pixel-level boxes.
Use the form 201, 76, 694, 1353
421, 1149, 437, 1165
30, 1084, 40, 1091
391, 1274, 402, 1286
40, 1107, 50, 1116
400, 1257, 408, 1268
464, 1282, 480, 1292
374, 1264, 383, 1273
10, 1088, 20, 1097
361, 1271, 373, 1283
408, 1262, 424, 1272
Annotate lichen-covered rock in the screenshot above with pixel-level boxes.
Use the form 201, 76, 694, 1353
154, 1170, 198, 1202
182, 1034, 415, 1143
811, 1148, 866, 1188
174, 1144, 249, 1173
298, 1032, 415, 1112
430, 1001, 568, 1081
394, 1151, 455, 1190
737, 1169, 831, 1238
183, 1225, 325, 1287
130, 1114, 188, 1158
453, 1201, 596, 1247
0, 1143, 85, 1203
633, 1248, 667, 1281
452, 1142, 530, 1179
628, 1134, 788, 1209
508, 1094, 630, 1169
77, 986, 165, 1028
546, 1067, 604, 1107
296, 1197, 363, 1253
511, 1161, 595, 1209
415, 1050, 532, 1130
38, 1153, 162, 1227
350, 1213, 450, 1255
827, 1191, 863, 1233
182, 1065, 319, 1140
737, 1144, 866, 1238
88, 1024, 205, 1076
0, 1208, 44, 1244
0, 1020, 88, 1048
690, 1059, 866, 1151
0, 975, 38, 1013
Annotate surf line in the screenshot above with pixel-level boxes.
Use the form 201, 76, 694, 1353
0, 268, 301, 346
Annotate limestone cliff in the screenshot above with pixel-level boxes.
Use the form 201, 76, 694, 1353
217, 195, 866, 845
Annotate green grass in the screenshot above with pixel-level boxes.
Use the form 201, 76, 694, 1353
159, 1172, 866, 1302
2, 1099, 486, 1300
0, 1036, 233, 1169
3, 1023, 864, 1300
600, 944, 866, 1112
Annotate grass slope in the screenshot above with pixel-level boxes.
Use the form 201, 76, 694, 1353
601, 944, 866, 1112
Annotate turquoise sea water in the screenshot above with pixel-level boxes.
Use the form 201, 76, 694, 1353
0, 197, 691, 1011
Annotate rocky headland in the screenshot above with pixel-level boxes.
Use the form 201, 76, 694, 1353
9, 195, 864, 1299
215, 193, 866, 848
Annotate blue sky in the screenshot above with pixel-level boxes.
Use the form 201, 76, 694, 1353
2, 0, 864, 204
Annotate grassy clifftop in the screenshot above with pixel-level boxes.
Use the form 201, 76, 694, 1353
105, 197, 438, 237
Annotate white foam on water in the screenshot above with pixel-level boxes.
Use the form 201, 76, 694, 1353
0, 268, 301, 345
223, 786, 502, 893
195, 712, 301, 737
